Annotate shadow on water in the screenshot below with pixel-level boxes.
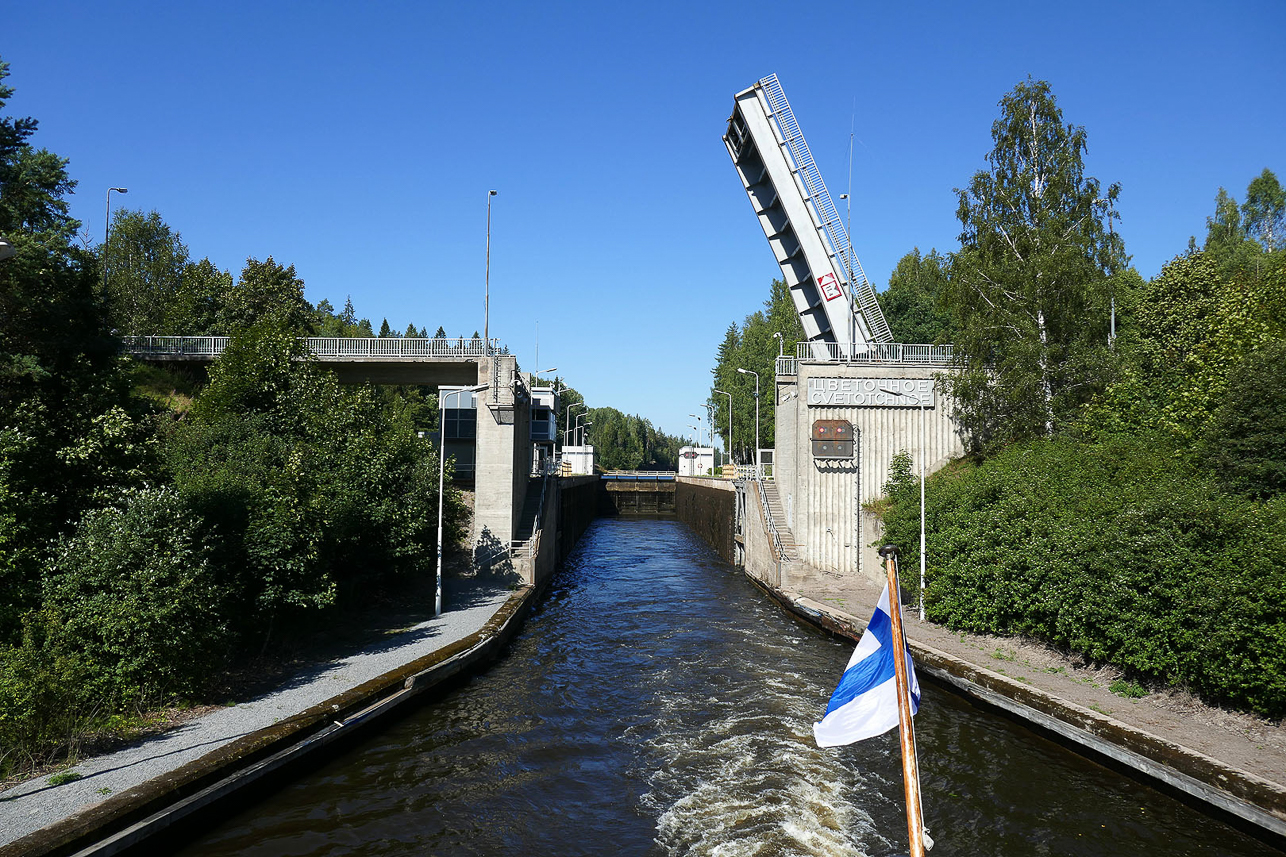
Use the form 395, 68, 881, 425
173, 518, 1283, 857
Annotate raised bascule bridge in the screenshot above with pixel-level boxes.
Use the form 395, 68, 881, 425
724, 74, 961, 582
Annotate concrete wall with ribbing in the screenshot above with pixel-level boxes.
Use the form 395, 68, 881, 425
775, 362, 965, 583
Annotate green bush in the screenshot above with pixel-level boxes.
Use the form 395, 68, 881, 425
882, 435, 1286, 717
42, 486, 229, 703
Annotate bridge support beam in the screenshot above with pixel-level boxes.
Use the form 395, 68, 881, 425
471, 355, 531, 566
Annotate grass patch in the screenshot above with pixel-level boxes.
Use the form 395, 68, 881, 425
1109, 679, 1149, 699
47, 770, 82, 786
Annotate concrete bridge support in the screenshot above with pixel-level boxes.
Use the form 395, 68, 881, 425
471, 355, 531, 564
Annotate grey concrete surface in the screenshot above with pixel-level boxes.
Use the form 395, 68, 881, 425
0, 577, 513, 848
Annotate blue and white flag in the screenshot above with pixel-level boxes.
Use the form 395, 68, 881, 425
814, 583, 920, 747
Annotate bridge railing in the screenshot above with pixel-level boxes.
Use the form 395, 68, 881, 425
122, 335, 229, 357
121, 336, 506, 360
795, 341, 954, 365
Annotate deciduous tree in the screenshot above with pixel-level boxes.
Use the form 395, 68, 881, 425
944, 78, 1126, 454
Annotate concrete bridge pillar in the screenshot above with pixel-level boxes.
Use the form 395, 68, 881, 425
471, 355, 531, 564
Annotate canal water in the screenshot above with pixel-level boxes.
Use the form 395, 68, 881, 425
178, 517, 1277, 856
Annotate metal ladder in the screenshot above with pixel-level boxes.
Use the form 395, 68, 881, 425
757, 74, 893, 344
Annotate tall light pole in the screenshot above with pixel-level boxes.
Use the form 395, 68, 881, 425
534, 367, 558, 388
713, 388, 732, 464
736, 367, 760, 468
574, 412, 591, 446
103, 187, 128, 293
484, 190, 497, 355
437, 383, 487, 616
689, 414, 705, 446
565, 402, 587, 446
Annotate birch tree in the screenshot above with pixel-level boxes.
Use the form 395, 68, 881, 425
945, 79, 1127, 454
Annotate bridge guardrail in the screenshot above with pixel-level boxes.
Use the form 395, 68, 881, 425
795, 341, 954, 365
121, 336, 508, 360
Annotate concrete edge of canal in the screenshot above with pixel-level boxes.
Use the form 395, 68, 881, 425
1, 583, 544, 857
749, 576, 1286, 850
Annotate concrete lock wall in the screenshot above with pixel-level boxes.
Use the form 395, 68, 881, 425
739, 480, 782, 589
674, 478, 736, 564
775, 363, 965, 583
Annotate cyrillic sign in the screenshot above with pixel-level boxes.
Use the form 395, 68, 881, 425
807, 377, 934, 408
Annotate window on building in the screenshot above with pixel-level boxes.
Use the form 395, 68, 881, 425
444, 408, 477, 440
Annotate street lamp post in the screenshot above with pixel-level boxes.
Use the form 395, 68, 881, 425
485, 190, 497, 355
533, 367, 558, 388
736, 368, 760, 468
437, 384, 487, 617
565, 402, 587, 446
103, 187, 128, 293
574, 412, 591, 446
712, 389, 732, 464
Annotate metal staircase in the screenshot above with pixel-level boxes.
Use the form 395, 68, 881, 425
759, 479, 799, 561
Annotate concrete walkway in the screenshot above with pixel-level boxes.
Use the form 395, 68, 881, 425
0, 577, 519, 856
773, 561, 1286, 846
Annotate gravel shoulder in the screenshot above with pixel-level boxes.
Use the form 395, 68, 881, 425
0, 575, 514, 848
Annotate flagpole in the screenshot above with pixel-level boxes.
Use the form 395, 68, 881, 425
879, 544, 927, 857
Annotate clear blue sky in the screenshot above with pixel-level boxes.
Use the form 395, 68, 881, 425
7, 1, 1283, 441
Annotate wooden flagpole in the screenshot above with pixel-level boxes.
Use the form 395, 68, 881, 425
880, 544, 926, 857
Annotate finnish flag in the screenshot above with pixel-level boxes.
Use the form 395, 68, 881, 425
814, 583, 920, 747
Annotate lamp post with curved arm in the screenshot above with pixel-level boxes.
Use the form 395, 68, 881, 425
712, 389, 732, 464
565, 402, 587, 446
103, 187, 128, 293
736, 367, 760, 467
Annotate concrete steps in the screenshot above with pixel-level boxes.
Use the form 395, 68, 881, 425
760, 480, 799, 560
510, 478, 546, 551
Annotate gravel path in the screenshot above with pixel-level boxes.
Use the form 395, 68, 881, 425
0, 578, 514, 847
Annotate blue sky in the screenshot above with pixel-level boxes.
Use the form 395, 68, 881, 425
6, 1, 1283, 441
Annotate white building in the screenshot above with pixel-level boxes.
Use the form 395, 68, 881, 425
678, 446, 715, 477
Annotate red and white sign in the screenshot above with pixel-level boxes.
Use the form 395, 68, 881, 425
817, 272, 843, 302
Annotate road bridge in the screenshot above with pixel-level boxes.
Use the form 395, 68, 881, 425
124, 335, 535, 564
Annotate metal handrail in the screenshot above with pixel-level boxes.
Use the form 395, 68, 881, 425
796, 341, 954, 365
754, 478, 788, 562
775, 356, 797, 376
511, 474, 550, 558
121, 335, 506, 359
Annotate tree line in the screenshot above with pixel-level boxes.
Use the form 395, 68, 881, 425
0, 57, 469, 777
854, 79, 1284, 717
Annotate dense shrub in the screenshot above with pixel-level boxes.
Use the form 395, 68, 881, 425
42, 486, 229, 702
882, 435, 1286, 717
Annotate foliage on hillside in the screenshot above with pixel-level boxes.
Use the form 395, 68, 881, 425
875, 122, 1286, 715
583, 406, 685, 471
882, 436, 1286, 716
0, 56, 467, 778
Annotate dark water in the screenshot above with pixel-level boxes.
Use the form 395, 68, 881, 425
178, 518, 1278, 856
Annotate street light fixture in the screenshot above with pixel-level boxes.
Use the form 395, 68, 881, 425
533, 367, 558, 388
712, 388, 732, 464
574, 412, 591, 446
736, 367, 760, 468
565, 402, 587, 446
485, 190, 497, 355
103, 187, 128, 292
0, 237, 14, 262
437, 383, 487, 616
